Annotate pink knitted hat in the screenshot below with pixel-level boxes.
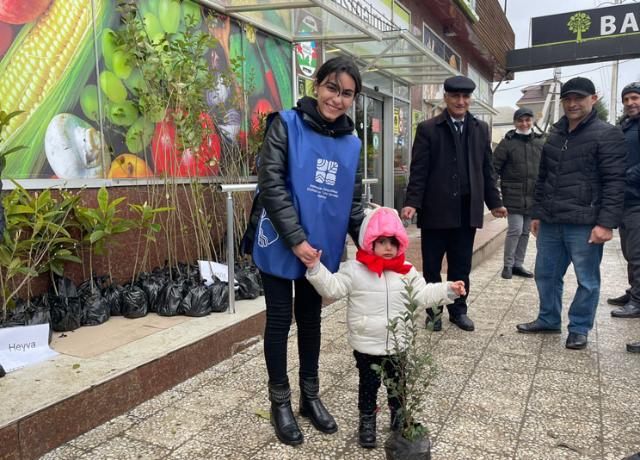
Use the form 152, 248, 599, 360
358, 207, 409, 256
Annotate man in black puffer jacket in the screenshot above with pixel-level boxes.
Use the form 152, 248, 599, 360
608, 82, 640, 354
493, 107, 544, 279
516, 77, 627, 350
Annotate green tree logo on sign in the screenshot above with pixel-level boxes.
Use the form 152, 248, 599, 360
567, 12, 591, 43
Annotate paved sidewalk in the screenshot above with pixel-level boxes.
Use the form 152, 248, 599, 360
42, 233, 640, 460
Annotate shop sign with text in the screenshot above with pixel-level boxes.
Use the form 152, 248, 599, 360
532, 3, 640, 46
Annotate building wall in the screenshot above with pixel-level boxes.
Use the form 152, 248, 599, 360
473, 0, 515, 80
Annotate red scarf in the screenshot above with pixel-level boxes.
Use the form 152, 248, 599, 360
356, 249, 412, 277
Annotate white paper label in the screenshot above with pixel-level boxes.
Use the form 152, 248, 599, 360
198, 260, 237, 285
0, 323, 58, 373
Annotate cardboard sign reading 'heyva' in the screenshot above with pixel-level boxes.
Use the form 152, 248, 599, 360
0, 323, 58, 373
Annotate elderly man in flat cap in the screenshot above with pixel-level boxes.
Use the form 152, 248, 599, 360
517, 77, 627, 350
402, 75, 506, 332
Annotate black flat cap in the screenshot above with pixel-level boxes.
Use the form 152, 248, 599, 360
622, 81, 640, 98
560, 77, 596, 98
444, 76, 476, 94
513, 107, 534, 120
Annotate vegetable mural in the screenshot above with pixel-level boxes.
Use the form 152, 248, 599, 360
0, 0, 292, 180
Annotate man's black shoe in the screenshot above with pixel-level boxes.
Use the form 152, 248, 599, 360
512, 266, 534, 278
565, 332, 588, 350
516, 320, 561, 334
450, 314, 474, 331
611, 304, 640, 318
622, 452, 640, 460
426, 317, 442, 331
627, 341, 640, 354
607, 293, 630, 306
501, 266, 512, 279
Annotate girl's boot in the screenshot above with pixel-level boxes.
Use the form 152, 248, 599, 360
358, 411, 377, 448
299, 376, 338, 433
269, 381, 303, 446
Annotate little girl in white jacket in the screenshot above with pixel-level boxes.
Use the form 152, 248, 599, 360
304, 206, 465, 448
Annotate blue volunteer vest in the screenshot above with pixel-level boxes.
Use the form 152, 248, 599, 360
253, 110, 361, 279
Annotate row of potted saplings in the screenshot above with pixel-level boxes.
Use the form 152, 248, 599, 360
0, 183, 262, 333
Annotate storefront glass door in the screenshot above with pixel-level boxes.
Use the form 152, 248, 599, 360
355, 93, 384, 205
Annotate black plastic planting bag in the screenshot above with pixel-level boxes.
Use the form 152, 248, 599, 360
384, 430, 431, 460
1, 297, 50, 328
236, 267, 261, 300
209, 280, 229, 313
77, 275, 105, 295
24, 296, 50, 326
82, 292, 110, 326
121, 284, 148, 319
157, 280, 184, 316
137, 273, 165, 313
180, 283, 211, 317
102, 283, 124, 316
54, 277, 78, 298
48, 294, 82, 332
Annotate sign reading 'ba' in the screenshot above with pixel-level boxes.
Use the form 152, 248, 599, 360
532, 3, 640, 47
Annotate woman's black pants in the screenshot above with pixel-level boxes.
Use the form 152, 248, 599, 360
260, 271, 322, 385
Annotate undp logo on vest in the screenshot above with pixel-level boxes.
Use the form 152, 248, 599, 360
315, 159, 338, 186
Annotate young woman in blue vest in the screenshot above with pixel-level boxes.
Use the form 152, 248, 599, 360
243, 56, 364, 445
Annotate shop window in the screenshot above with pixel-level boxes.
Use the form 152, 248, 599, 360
467, 65, 492, 105
422, 25, 461, 71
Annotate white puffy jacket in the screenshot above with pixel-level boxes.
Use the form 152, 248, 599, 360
306, 260, 453, 356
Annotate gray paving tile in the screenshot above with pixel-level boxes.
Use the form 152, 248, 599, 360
126, 407, 213, 450
538, 347, 600, 375
68, 414, 140, 451
455, 386, 528, 422
167, 434, 243, 459
172, 384, 254, 417
526, 388, 600, 424
486, 335, 541, 356
39, 444, 89, 460
516, 413, 602, 459
532, 368, 600, 396
79, 436, 170, 459
476, 351, 537, 374
197, 406, 278, 454
466, 367, 534, 395
128, 388, 187, 420
438, 410, 519, 456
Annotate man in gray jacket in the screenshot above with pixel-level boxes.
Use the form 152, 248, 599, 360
493, 107, 544, 279
516, 77, 627, 350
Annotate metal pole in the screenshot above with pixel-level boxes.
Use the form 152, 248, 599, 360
226, 191, 235, 314
610, 60, 619, 124
603, 0, 621, 124
553, 68, 561, 125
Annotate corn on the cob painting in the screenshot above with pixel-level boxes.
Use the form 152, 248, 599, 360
0, 0, 114, 179
0, 0, 293, 180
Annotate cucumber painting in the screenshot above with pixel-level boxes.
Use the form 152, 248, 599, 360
0, 0, 292, 180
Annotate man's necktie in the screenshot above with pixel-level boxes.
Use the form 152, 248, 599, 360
453, 120, 463, 138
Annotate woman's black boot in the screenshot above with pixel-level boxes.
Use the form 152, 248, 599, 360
358, 411, 377, 448
269, 382, 303, 446
299, 377, 338, 433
